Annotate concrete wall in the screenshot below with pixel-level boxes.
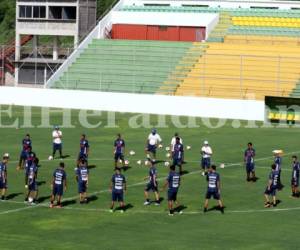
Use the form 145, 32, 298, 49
0, 87, 265, 121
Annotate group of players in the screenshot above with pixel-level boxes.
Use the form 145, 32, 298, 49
0, 127, 299, 215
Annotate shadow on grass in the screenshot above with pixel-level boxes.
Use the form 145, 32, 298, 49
116, 203, 134, 211
61, 199, 77, 207
6, 193, 23, 200
37, 181, 46, 186
37, 195, 51, 203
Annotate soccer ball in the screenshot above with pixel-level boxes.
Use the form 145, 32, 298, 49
220, 163, 225, 169
137, 160, 142, 165
129, 150, 135, 156
124, 160, 129, 166
158, 144, 163, 149
164, 161, 170, 167
48, 156, 53, 161
186, 146, 191, 150
166, 153, 171, 158
3, 153, 9, 158
144, 160, 150, 166
28, 197, 33, 203
165, 146, 170, 151
119, 159, 123, 163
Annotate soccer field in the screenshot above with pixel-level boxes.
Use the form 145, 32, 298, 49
0, 106, 300, 250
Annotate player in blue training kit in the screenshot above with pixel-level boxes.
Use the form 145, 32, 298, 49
25, 158, 38, 204
78, 134, 89, 165
18, 134, 32, 170
274, 152, 284, 190
50, 162, 67, 208
264, 164, 279, 208
144, 161, 160, 206
110, 167, 127, 213
244, 142, 257, 182
162, 165, 182, 216
172, 137, 184, 175
204, 165, 224, 213
24, 151, 38, 187
291, 155, 300, 198
0, 154, 9, 200
114, 134, 125, 168
76, 159, 89, 204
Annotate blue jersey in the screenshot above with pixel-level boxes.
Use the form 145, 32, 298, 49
25, 152, 36, 168
274, 156, 282, 171
0, 162, 7, 181
269, 170, 279, 187
148, 166, 157, 184
173, 143, 184, 160
80, 139, 89, 155
207, 172, 220, 191
114, 139, 125, 154
76, 166, 89, 182
53, 168, 66, 186
27, 164, 38, 183
292, 161, 300, 180
111, 174, 126, 192
22, 139, 32, 152
167, 172, 180, 191
244, 148, 255, 164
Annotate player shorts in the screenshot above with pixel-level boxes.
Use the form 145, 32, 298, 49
201, 158, 211, 169
206, 189, 220, 200
147, 144, 156, 154
20, 151, 29, 160
291, 178, 299, 187
264, 186, 277, 196
0, 180, 7, 189
53, 143, 62, 151
53, 184, 64, 196
168, 189, 178, 201
145, 182, 158, 192
28, 182, 38, 191
173, 158, 183, 166
114, 152, 124, 162
78, 181, 87, 193
246, 163, 255, 173
112, 191, 124, 202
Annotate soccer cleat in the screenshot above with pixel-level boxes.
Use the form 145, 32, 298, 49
264, 202, 271, 208
56, 204, 62, 208
143, 201, 150, 205
203, 208, 208, 213
168, 213, 174, 216
220, 207, 224, 214
201, 172, 205, 177
49, 203, 54, 208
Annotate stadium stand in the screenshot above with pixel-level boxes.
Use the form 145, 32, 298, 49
53, 39, 205, 94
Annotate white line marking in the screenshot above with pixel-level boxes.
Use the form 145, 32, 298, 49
0, 203, 37, 215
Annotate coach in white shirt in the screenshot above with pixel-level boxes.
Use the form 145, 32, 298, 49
145, 128, 162, 160
201, 140, 212, 176
52, 126, 63, 159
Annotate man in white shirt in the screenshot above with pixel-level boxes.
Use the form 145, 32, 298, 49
170, 133, 183, 153
145, 128, 162, 161
52, 126, 63, 159
201, 141, 212, 176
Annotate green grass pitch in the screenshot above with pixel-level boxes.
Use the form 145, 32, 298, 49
0, 106, 300, 250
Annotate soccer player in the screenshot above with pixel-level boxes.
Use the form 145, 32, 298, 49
172, 137, 184, 175
24, 151, 38, 186
170, 133, 183, 153
109, 167, 127, 213
201, 141, 212, 176
17, 134, 32, 170
78, 134, 89, 164
244, 142, 256, 182
203, 165, 224, 213
25, 158, 38, 204
274, 151, 284, 190
52, 126, 63, 159
162, 165, 181, 216
76, 159, 89, 204
50, 162, 67, 208
144, 161, 160, 206
291, 155, 300, 198
0, 154, 9, 200
145, 128, 162, 161
264, 164, 279, 208
113, 134, 125, 168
